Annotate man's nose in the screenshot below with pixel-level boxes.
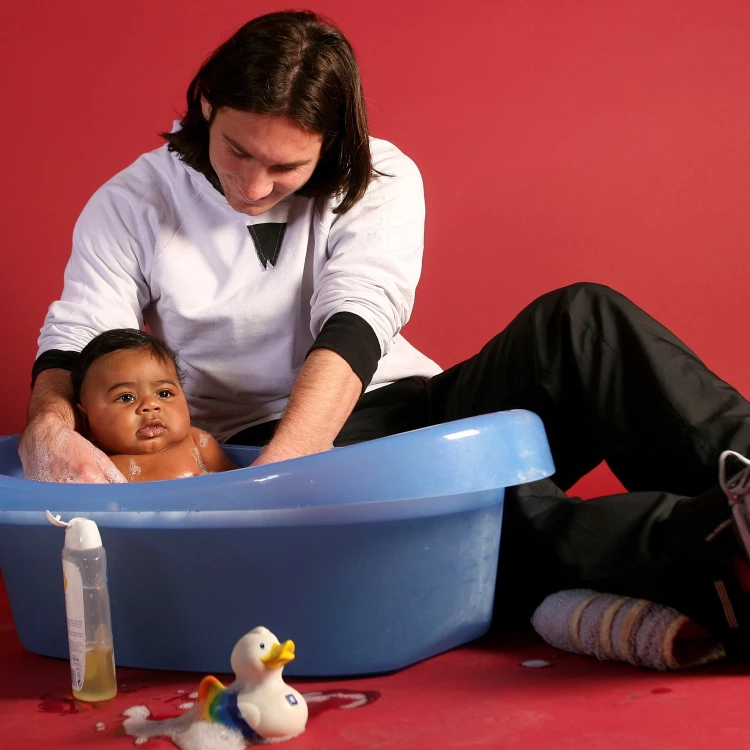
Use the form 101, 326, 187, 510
237, 164, 273, 202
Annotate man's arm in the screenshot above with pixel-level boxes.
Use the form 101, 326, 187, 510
26, 369, 77, 427
19, 369, 125, 483
25, 166, 154, 483
252, 146, 428, 467
252, 348, 362, 466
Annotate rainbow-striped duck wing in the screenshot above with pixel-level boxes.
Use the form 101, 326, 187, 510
198, 675, 264, 743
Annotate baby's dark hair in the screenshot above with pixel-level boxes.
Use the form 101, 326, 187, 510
71, 329, 182, 404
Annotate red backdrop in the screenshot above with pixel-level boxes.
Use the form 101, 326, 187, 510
2, 0, 749, 495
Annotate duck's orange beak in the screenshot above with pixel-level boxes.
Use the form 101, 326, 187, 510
261, 640, 296, 670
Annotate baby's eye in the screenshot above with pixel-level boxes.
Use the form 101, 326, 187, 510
115, 394, 135, 403
157, 389, 173, 399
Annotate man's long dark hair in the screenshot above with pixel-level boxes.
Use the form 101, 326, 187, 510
162, 10, 379, 214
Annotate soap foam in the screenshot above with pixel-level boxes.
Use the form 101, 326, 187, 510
128, 459, 143, 482
192, 446, 208, 474
24, 426, 126, 484
122, 705, 247, 750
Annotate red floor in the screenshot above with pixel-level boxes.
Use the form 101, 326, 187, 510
1, 574, 748, 749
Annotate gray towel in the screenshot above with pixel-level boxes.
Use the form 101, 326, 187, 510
531, 589, 727, 670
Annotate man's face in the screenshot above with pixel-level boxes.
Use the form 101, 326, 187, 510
203, 105, 324, 217
78, 349, 192, 456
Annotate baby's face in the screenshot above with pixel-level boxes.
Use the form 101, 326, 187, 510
78, 349, 191, 455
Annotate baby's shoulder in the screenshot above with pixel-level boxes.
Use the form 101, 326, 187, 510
190, 426, 212, 447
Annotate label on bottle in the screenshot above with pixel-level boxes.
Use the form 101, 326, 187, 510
62, 560, 86, 691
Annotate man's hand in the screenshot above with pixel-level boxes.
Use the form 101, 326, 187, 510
19, 414, 126, 484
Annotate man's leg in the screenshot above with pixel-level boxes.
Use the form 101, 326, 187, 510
418, 283, 750, 649
493, 478, 734, 629
422, 282, 750, 494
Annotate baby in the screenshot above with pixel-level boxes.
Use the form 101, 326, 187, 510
71, 329, 237, 482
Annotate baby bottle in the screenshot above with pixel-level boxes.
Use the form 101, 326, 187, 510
46, 510, 117, 701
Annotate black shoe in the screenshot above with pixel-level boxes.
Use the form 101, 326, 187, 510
683, 451, 750, 659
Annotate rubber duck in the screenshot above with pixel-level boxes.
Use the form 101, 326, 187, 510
197, 626, 308, 743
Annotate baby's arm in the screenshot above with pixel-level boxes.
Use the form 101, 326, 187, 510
192, 428, 239, 472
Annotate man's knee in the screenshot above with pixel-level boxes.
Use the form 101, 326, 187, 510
552, 281, 633, 319
561, 281, 619, 304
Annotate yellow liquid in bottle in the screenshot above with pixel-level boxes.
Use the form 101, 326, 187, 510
72, 647, 117, 702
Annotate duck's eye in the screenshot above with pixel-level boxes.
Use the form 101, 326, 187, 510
260, 643, 266, 650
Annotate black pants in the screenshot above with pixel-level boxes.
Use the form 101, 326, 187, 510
232, 283, 750, 628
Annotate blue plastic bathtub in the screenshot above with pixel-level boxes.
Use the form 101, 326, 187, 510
0, 410, 553, 676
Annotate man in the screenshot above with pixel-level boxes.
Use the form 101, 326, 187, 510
21, 9, 750, 659
22, 9, 441, 481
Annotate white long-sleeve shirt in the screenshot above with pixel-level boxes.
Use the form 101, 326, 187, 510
38, 137, 442, 441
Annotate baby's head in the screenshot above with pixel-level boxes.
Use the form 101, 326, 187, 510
71, 329, 191, 456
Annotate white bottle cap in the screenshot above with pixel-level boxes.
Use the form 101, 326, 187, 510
46, 511, 103, 550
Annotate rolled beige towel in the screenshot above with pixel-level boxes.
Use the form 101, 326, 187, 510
531, 589, 727, 670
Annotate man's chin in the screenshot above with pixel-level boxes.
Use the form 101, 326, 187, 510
232, 201, 274, 216
225, 192, 281, 216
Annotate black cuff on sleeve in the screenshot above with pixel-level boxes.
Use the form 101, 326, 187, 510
31, 350, 80, 389
307, 312, 381, 390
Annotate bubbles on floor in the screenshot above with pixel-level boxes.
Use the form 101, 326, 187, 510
123, 704, 248, 750
521, 659, 552, 668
